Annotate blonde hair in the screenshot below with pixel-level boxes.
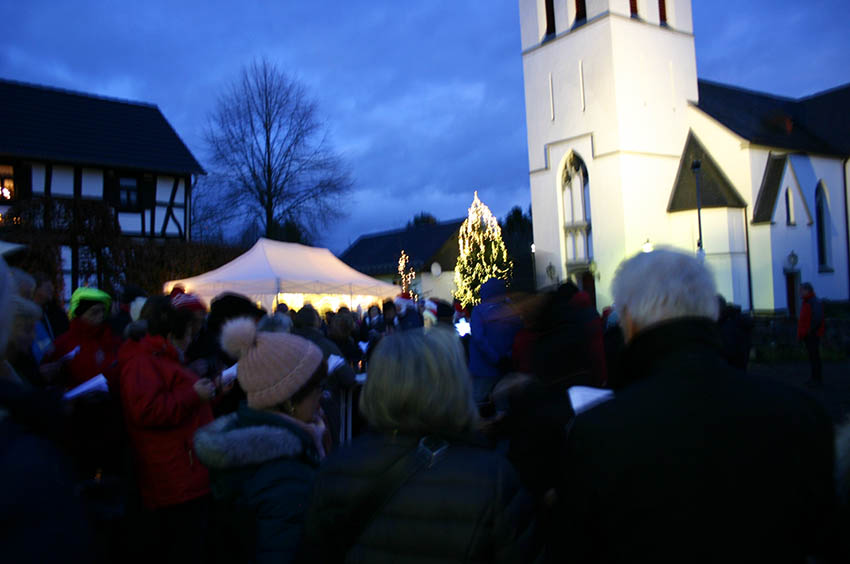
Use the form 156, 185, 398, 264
360, 328, 478, 435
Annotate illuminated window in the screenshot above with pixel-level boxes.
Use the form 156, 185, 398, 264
119, 177, 138, 209
544, 0, 556, 38
630, 0, 639, 17
575, 0, 587, 23
0, 165, 14, 201
658, 0, 667, 24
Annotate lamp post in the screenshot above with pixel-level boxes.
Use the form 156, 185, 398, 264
530, 243, 537, 289
691, 159, 704, 258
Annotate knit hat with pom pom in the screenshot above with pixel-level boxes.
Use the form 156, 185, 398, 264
220, 317, 323, 410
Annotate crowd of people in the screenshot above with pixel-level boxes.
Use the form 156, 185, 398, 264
0, 248, 848, 563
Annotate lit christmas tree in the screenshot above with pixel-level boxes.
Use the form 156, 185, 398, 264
397, 249, 416, 298
453, 191, 513, 308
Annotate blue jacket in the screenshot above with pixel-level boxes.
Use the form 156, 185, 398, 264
469, 279, 522, 381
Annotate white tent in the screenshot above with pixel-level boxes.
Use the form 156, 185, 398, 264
164, 238, 398, 312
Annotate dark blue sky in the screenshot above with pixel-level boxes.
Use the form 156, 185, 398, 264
2, 1, 848, 254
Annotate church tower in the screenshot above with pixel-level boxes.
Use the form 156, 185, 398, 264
519, 0, 698, 306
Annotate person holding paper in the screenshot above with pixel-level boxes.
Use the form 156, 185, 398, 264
551, 249, 838, 563
44, 287, 121, 389
118, 296, 216, 563
194, 317, 328, 564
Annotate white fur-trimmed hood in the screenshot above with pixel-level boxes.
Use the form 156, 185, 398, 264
194, 412, 308, 470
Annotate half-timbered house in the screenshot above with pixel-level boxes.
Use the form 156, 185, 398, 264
0, 78, 204, 294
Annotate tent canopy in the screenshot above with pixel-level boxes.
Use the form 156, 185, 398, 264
165, 238, 399, 311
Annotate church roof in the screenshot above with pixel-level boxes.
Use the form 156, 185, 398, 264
696, 79, 850, 156
751, 154, 788, 224
668, 131, 747, 213
0, 78, 204, 175
339, 218, 464, 276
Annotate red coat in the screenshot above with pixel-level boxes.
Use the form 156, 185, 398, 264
797, 293, 826, 340
119, 335, 213, 509
45, 318, 122, 389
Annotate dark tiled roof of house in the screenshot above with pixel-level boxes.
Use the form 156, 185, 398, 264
0, 78, 204, 174
340, 219, 464, 276
668, 131, 747, 212
752, 154, 788, 224
696, 79, 850, 156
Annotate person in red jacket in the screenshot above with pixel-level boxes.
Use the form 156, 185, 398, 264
119, 295, 216, 563
797, 282, 826, 386
45, 287, 122, 389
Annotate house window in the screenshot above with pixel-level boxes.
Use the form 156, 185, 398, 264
815, 182, 831, 270
630, 0, 639, 17
544, 0, 556, 38
658, 0, 667, 24
119, 177, 139, 209
575, 0, 587, 24
0, 165, 14, 201
785, 188, 795, 225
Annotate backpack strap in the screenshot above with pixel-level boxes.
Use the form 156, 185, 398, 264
333, 436, 448, 559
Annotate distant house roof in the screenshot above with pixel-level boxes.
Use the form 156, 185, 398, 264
752, 154, 788, 224
340, 219, 465, 276
668, 131, 747, 213
0, 78, 204, 175
696, 79, 850, 156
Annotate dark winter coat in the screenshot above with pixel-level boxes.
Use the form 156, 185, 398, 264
194, 406, 321, 564
469, 279, 522, 383
552, 318, 837, 564
0, 380, 92, 563
118, 335, 213, 509
302, 431, 541, 563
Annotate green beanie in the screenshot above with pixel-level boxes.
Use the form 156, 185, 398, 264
69, 287, 112, 319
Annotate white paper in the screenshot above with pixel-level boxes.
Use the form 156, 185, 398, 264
327, 354, 346, 374
357, 341, 369, 354
355, 373, 367, 385
60, 346, 81, 362
220, 363, 238, 387
64, 374, 108, 400
455, 319, 471, 337
567, 386, 614, 414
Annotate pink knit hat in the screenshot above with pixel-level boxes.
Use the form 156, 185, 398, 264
220, 317, 323, 410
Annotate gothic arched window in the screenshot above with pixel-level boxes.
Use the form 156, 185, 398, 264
815, 182, 831, 269
562, 152, 592, 263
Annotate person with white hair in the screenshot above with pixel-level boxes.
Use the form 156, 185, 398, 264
550, 248, 838, 563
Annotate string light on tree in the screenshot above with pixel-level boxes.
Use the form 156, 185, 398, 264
453, 191, 513, 308
397, 249, 416, 298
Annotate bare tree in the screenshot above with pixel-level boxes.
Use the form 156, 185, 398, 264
205, 58, 352, 241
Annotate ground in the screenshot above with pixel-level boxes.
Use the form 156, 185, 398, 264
750, 359, 850, 424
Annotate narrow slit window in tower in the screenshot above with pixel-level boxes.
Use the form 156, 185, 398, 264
658, 0, 667, 24
544, 0, 556, 38
575, 0, 587, 24
630, 0, 639, 17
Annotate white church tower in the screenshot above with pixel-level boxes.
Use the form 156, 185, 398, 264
519, 0, 700, 306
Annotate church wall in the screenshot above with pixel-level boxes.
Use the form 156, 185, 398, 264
522, 17, 620, 171
416, 271, 456, 303
609, 16, 696, 157
687, 106, 754, 202
668, 207, 750, 309
788, 154, 849, 301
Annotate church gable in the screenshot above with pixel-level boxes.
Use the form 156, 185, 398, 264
667, 131, 747, 212
752, 154, 813, 225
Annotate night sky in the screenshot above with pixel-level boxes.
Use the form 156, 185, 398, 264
2, 1, 848, 254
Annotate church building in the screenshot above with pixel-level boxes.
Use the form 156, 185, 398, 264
519, 0, 850, 313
